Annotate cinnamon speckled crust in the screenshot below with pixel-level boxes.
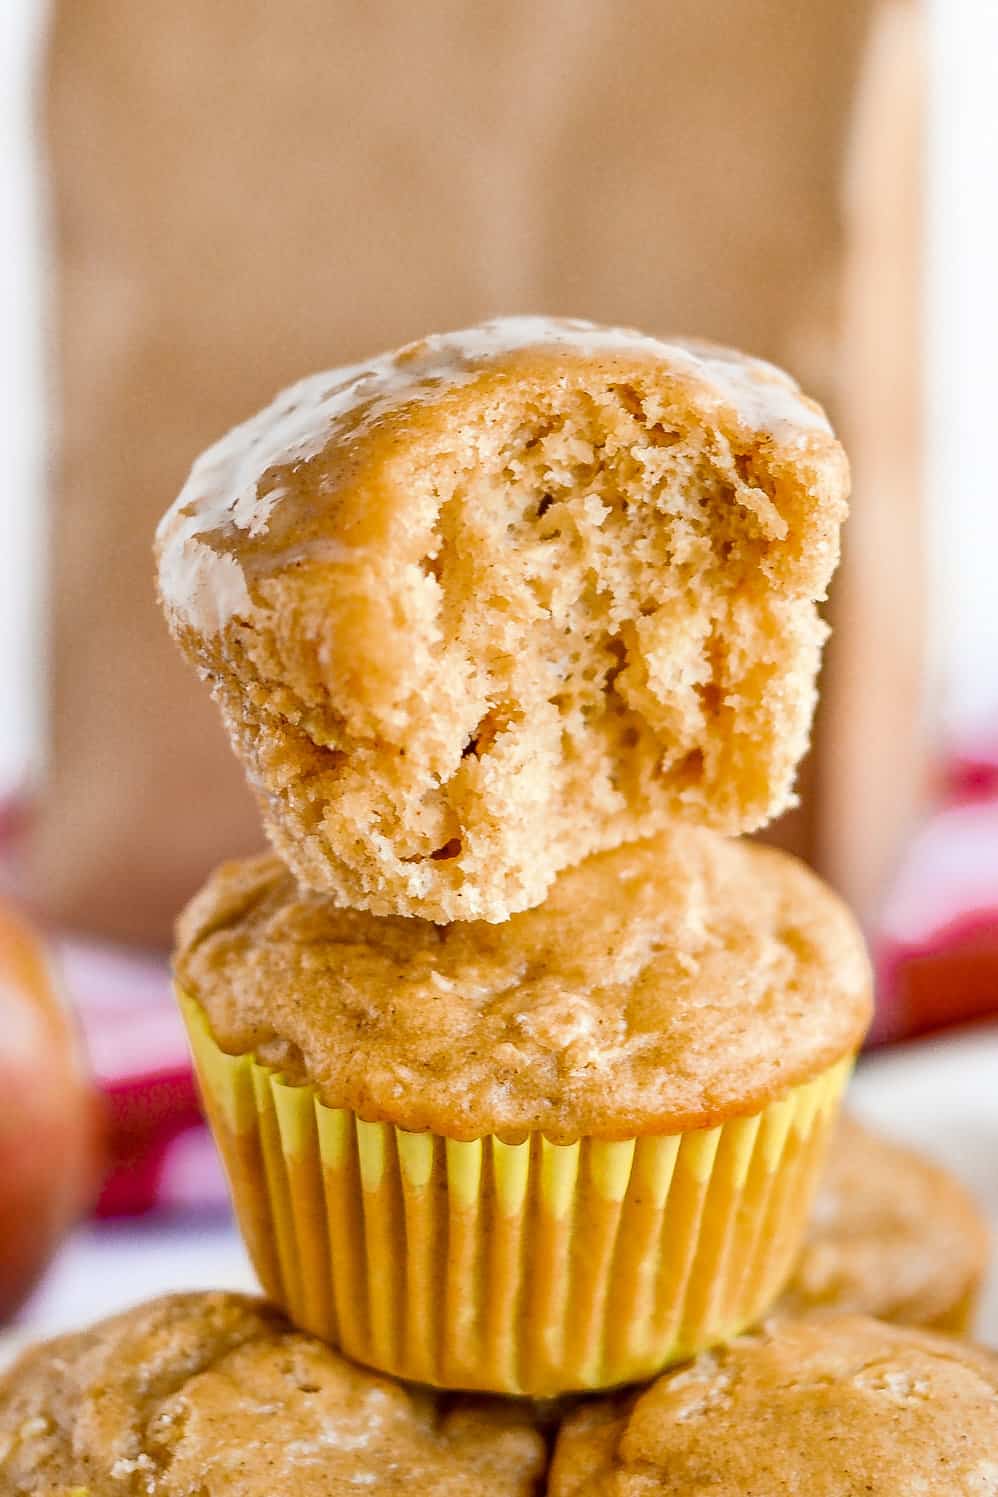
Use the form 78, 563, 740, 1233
173, 828, 871, 1143
0, 1293, 546, 1496
548, 1315, 998, 1497
156, 317, 849, 923
781, 1117, 991, 1333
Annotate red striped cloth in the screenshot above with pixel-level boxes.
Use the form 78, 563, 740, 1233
872, 769, 998, 1044
59, 941, 227, 1216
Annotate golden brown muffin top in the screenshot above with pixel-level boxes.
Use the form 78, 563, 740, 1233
156, 317, 839, 640
174, 829, 871, 1142
781, 1117, 991, 1331
0, 1293, 545, 1496
549, 1315, 998, 1497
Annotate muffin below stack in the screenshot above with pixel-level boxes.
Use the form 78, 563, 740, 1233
549, 1314, 998, 1496
0, 1292, 545, 1496
174, 826, 871, 1396
780, 1116, 991, 1334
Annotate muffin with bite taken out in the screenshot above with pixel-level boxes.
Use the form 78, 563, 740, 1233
156, 316, 849, 924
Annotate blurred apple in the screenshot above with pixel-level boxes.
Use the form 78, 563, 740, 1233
0, 901, 103, 1321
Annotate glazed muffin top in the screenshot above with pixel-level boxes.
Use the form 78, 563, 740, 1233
781, 1116, 991, 1331
156, 316, 848, 924
549, 1314, 998, 1497
174, 827, 871, 1142
0, 1292, 545, 1496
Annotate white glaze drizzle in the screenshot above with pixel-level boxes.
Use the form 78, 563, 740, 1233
156, 316, 830, 635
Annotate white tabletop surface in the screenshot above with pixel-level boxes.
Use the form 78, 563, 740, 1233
2, 1022, 996, 1371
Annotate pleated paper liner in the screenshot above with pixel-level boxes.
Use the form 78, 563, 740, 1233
179, 988, 852, 1398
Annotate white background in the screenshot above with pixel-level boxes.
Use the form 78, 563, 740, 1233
0, 0, 45, 789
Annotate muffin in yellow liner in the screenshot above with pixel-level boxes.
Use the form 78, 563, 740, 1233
174, 829, 871, 1398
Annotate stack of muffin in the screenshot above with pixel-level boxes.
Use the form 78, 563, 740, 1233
156, 315, 874, 1394
2, 319, 994, 1492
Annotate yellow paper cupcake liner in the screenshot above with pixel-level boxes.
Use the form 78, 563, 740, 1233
179, 988, 852, 1397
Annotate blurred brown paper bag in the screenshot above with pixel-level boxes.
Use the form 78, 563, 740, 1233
33, 0, 924, 945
